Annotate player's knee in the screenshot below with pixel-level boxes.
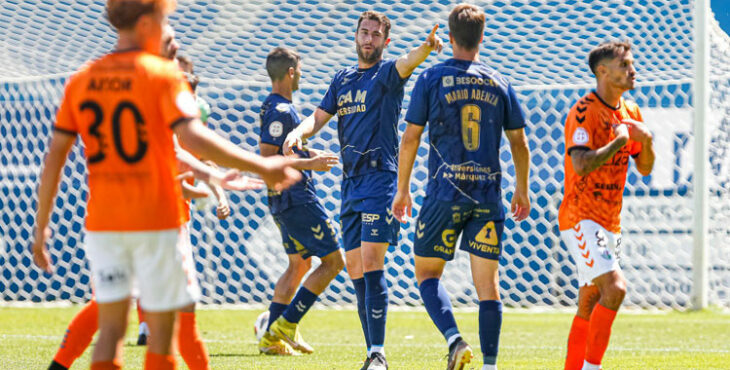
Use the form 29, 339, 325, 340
345, 256, 363, 277
474, 284, 500, 301
611, 280, 627, 300
288, 257, 311, 277
361, 256, 384, 272
322, 251, 345, 274
603, 281, 626, 307
472, 276, 500, 300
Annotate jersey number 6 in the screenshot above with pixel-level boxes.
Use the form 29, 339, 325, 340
81, 100, 148, 165
461, 104, 481, 151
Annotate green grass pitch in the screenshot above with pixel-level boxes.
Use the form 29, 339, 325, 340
0, 306, 728, 369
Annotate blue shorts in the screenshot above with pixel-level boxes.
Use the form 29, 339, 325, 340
340, 172, 399, 251
272, 202, 339, 259
413, 197, 504, 261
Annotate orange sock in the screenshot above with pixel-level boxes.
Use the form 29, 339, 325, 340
137, 299, 146, 324
177, 312, 210, 370
564, 315, 589, 370
585, 303, 618, 366
145, 352, 176, 370
90, 358, 122, 370
53, 300, 99, 368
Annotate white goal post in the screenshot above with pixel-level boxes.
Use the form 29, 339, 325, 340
692, 0, 710, 310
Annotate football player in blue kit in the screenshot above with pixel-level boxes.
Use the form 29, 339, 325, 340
259, 47, 345, 355
283, 11, 444, 370
391, 5, 531, 370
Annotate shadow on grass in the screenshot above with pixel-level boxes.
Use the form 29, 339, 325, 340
209, 353, 261, 358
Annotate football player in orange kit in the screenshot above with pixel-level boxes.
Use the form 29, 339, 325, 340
45, 22, 255, 370
31, 1, 299, 369
559, 41, 655, 370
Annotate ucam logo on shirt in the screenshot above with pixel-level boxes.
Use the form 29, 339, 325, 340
337, 89, 368, 116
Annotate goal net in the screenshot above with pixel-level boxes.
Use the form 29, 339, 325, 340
1, 0, 729, 310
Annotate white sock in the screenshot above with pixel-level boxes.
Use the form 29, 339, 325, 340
446, 333, 461, 348
582, 361, 601, 370
482, 365, 497, 370
370, 345, 385, 356
138, 322, 149, 335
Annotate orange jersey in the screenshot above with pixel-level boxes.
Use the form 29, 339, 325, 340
558, 92, 643, 233
54, 50, 200, 231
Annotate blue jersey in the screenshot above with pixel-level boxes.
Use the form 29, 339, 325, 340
405, 59, 526, 205
318, 59, 409, 179
260, 93, 317, 214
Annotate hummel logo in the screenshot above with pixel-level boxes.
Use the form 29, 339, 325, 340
385, 208, 394, 224
416, 221, 426, 239
311, 224, 325, 240
371, 308, 383, 319
296, 301, 307, 312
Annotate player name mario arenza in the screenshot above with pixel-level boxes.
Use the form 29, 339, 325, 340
444, 76, 500, 106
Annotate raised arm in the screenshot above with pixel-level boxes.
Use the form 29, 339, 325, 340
570, 124, 629, 177
391, 123, 425, 223
282, 108, 334, 154
395, 25, 444, 79
504, 128, 531, 221
32, 131, 75, 273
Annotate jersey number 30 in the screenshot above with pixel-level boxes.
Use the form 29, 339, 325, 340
81, 100, 148, 164
461, 104, 481, 151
